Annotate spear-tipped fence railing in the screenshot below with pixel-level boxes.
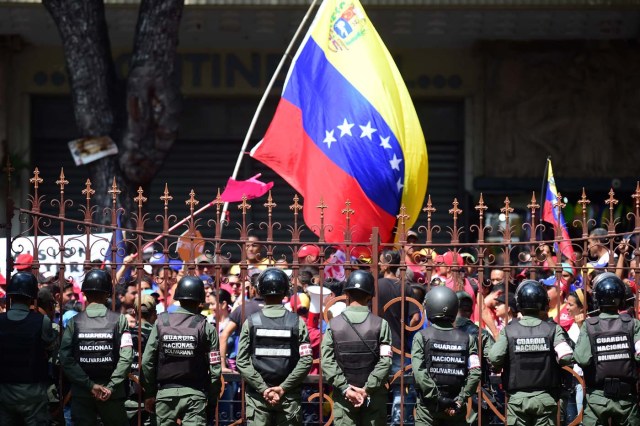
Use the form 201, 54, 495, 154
4, 164, 640, 425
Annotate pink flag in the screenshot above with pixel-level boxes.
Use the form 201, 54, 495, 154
220, 174, 274, 202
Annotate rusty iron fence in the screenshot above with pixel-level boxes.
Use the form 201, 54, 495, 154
3, 165, 640, 425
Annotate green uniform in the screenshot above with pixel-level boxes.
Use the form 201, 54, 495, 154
236, 304, 313, 425
0, 303, 58, 426
321, 306, 393, 426
412, 323, 481, 426
125, 320, 154, 426
488, 316, 573, 426
142, 307, 222, 426
574, 312, 640, 426
60, 303, 133, 425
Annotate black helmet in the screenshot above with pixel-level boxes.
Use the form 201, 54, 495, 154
257, 268, 290, 297
343, 270, 375, 296
82, 269, 112, 294
174, 276, 206, 303
7, 272, 38, 299
593, 272, 625, 311
516, 280, 548, 313
425, 286, 458, 322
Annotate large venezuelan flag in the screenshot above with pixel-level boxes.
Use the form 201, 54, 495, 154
251, 0, 428, 243
542, 159, 576, 261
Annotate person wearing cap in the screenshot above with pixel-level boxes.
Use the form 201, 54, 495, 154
298, 244, 320, 265
494, 291, 518, 325
14, 252, 34, 272
195, 253, 215, 277
321, 270, 392, 425
59, 268, 133, 425
489, 280, 574, 426
125, 294, 157, 425
574, 272, 640, 426
142, 275, 222, 425
0, 272, 58, 424
540, 275, 573, 331
236, 268, 313, 425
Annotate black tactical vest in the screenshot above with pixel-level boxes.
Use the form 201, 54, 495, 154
420, 326, 470, 398
156, 312, 208, 391
73, 310, 121, 380
584, 314, 638, 388
249, 310, 299, 387
330, 312, 382, 388
0, 311, 49, 384
503, 319, 560, 392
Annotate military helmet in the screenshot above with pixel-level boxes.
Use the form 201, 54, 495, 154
257, 268, 290, 297
7, 272, 39, 299
592, 272, 625, 310
174, 275, 206, 303
515, 280, 548, 313
82, 269, 112, 294
343, 270, 375, 296
425, 286, 458, 322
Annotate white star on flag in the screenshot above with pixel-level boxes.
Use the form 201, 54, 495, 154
323, 130, 337, 149
397, 178, 404, 192
337, 118, 354, 137
359, 121, 377, 140
389, 154, 402, 170
379, 136, 392, 149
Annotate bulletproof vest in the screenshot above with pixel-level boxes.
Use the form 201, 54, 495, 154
156, 312, 208, 391
419, 326, 469, 398
503, 319, 560, 392
0, 311, 49, 384
330, 312, 382, 388
584, 314, 638, 388
249, 310, 299, 387
73, 310, 121, 380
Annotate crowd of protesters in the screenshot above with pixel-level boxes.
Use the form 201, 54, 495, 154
0, 226, 638, 425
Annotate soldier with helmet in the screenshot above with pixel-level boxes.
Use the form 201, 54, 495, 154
574, 272, 640, 426
59, 268, 133, 425
141, 275, 222, 425
412, 285, 481, 425
0, 272, 58, 424
236, 267, 313, 425
321, 270, 393, 425
488, 280, 574, 425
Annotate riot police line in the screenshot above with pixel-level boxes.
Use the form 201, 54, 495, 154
1, 267, 639, 426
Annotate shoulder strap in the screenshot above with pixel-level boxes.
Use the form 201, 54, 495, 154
189, 314, 204, 329
161, 312, 170, 327
341, 313, 379, 359
249, 310, 263, 327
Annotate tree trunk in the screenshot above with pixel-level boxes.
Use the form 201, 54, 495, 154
42, 0, 184, 226
120, 0, 184, 186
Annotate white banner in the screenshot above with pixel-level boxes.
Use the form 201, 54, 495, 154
1, 233, 111, 283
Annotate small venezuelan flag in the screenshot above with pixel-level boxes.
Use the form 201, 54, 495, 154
251, 0, 428, 243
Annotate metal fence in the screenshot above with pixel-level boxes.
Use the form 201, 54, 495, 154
3, 165, 640, 425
